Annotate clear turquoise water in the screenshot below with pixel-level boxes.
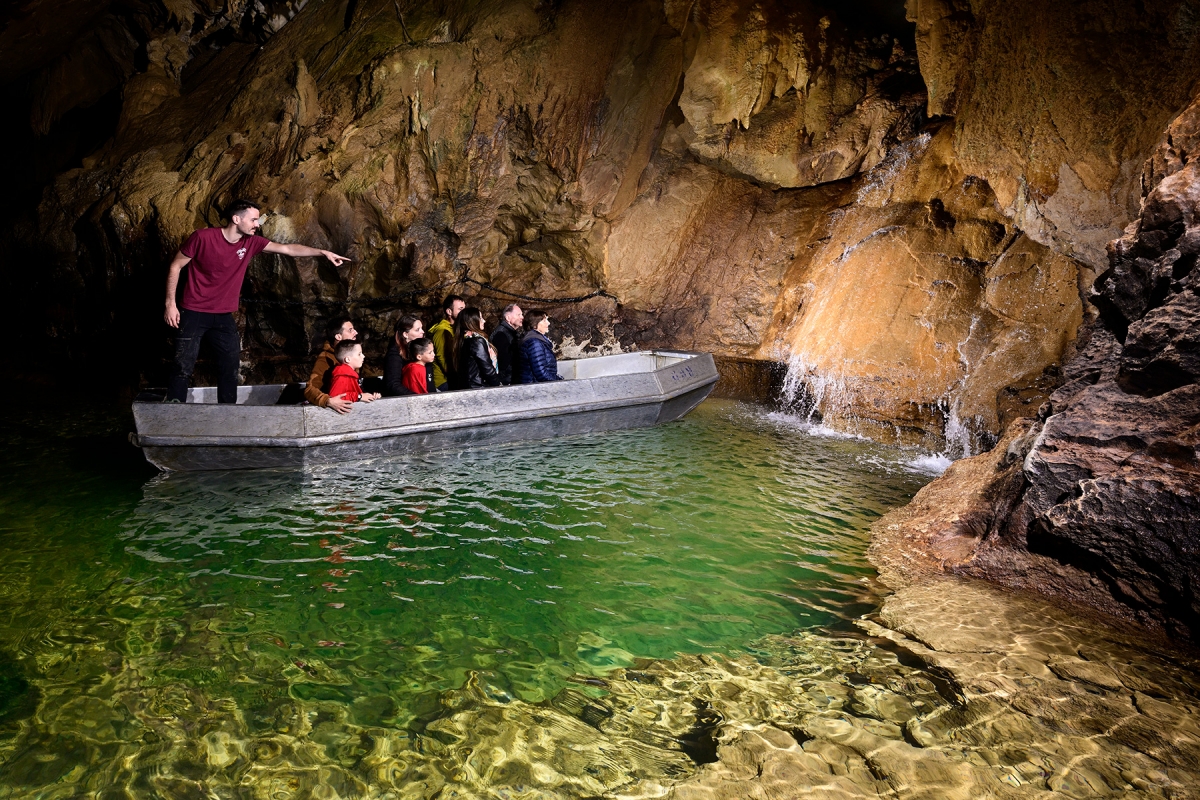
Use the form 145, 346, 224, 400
0, 399, 934, 792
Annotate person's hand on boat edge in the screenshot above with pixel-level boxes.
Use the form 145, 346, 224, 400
327, 393, 354, 414
360, 392, 381, 402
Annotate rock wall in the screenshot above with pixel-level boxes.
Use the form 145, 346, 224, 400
3, 0, 925, 383
909, 0, 1200, 270
759, 126, 1090, 449
1, 0, 1198, 446
870, 90, 1200, 639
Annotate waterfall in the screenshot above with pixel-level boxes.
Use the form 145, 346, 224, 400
767, 130, 993, 471
778, 354, 853, 424
775, 343, 989, 471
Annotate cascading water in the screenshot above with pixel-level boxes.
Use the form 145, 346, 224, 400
776, 353, 965, 474
778, 354, 853, 425
768, 130, 994, 473
938, 313, 995, 461
854, 133, 932, 202
775, 311, 993, 470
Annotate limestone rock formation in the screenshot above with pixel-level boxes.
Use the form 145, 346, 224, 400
678, 0, 925, 188
4, 0, 932, 385
870, 90, 1200, 640
2, 0, 1198, 451
908, 0, 1200, 270
760, 126, 1089, 449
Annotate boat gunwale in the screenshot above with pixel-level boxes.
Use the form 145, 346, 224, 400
132, 351, 717, 449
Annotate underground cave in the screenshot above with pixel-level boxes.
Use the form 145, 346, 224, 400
0, 0, 1198, 797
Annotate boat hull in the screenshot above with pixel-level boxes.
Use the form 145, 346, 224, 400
132, 351, 717, 471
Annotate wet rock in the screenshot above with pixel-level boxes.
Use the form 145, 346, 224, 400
874, 83, 1200, 642
678, 0, 926, 189
761, 127, 1090, 444
911, 0, 1200, 269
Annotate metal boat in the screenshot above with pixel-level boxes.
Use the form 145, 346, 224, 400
131, 350, 718, 471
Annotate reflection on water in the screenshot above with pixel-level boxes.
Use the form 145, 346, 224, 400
114, 403, 925, 711
0, 399, 933, 795
13, 399, 1195, 798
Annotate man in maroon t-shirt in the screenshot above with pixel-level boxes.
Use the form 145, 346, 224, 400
164, 199, 348, 403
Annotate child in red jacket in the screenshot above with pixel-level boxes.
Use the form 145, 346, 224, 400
402, 338, 436, 394
327, 340, 381, 406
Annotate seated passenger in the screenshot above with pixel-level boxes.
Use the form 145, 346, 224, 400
402, 338, 436, 394
516, 310, 563, 384
327, 340, 380, 406
305, 317, 358, 414
452, 307, 501, 389
489, 303, 523, 385
429, 294, 465, 391
383, 314, 425, 397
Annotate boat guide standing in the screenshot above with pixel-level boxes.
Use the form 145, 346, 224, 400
163, 199, 349, 404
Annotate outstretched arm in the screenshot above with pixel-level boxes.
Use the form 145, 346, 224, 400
263, 241, 350, 266
164, 251, 192, 327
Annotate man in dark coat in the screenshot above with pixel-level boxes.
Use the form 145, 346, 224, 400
489, 304, 524, 384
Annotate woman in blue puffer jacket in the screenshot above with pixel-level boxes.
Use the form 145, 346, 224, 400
516, 310, 563, 383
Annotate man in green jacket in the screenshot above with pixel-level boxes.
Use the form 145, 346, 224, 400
429, 294, 465, 390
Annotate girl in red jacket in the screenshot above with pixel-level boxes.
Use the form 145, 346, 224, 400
327, 340, 381, 405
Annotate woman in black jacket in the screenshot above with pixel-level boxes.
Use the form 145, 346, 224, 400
452, 307, 501, 389
383, 315, 425, 396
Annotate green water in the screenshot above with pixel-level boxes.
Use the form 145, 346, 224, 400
0, 399, 934, 794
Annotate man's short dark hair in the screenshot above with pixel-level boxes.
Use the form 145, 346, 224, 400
441, 294, 465, 314
408, 337, 433, 357
334, 339, 361, 363
326, 317, 354, 343
524, 310, 548, 331
224, 199, 261, 220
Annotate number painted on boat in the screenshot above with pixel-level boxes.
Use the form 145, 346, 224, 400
669, 365, 695, 381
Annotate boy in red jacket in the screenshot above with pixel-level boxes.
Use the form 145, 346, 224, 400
327, 340, 381, 406
402, 338, 436, 394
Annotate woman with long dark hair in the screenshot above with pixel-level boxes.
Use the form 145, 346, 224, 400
383, 314, 425, 396
452, 307, 501, 389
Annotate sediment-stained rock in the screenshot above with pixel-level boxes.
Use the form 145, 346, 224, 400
760, 126, 1089, 447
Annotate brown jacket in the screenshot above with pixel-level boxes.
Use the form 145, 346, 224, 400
304, 342, 338, 407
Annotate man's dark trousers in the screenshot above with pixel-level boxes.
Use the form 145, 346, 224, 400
167, 309, 241, 403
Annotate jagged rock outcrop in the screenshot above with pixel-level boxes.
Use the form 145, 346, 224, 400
871, 91, 1200, 639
